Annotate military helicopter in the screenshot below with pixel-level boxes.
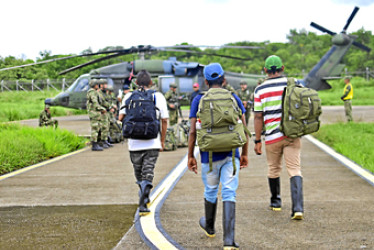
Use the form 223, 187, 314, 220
0, 6, 370, 110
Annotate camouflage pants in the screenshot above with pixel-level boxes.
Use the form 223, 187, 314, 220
169, 110, 178, 126
129, 149, 159, 183
245, 107, 252, 125
41, 120, 58, 129
90, 118, 101, 142
344, 100, 353, 122
100, 113, 110, 141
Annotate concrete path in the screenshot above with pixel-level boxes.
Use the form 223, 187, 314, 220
1, 106, 374, 249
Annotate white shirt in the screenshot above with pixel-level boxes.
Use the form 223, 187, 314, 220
119, 90, 169, 151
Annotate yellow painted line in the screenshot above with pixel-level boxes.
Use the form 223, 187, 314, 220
138, 147, 199, 249
305, 135, 374, 185
0, 147, 89, 181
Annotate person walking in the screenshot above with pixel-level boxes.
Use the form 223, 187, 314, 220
187, 63, 249, 249
237, 80, 252, 125
86, 79, 106, 151
164, 83, 179, 126
39, 104, 58, 128
341, 76, 353, 122
118, 70, 168, 216
253, 55, 304, 220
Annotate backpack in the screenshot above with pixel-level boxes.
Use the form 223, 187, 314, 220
280, 78, 322, 138
171, 120, 190, 147
196, 88, 250, 173
164, 128, 177, 151
122, 89, 160, 139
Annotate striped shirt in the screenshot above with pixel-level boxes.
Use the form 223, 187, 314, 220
254, 76, 287, 144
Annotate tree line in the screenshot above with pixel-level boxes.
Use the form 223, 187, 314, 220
0, 28, 373, 81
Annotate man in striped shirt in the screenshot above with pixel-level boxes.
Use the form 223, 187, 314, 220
253, 55, 304, 220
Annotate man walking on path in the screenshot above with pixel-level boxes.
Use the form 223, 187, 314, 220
188, 63, 249, 249
118, 70, 168, 216
341, 76, 353, 122
253, 55, 304, 220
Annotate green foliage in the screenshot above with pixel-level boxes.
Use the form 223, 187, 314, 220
0, 123, 87, 175
313, 122, 374, 173
0, 90, 86, 122
318, 77, 374, 105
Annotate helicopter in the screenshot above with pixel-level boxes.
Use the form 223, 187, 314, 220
0, 6, 370, 110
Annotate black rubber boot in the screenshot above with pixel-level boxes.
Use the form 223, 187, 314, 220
100, 141, 109, 149
139, 180, 153, 216
223, 201, 239, 249
268, 177, 282, 211
91, 141, 103, 151
290, 176, 304, 220
199, 199, 217, 238
104, 140, 113, 147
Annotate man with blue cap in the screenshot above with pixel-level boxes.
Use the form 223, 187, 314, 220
187, 63, 249, 249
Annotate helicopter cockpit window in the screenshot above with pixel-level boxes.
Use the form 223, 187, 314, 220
179, 78, 193, 93
74, 78, 89, 92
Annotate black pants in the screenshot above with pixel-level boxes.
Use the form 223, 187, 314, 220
129, 149, 159, 183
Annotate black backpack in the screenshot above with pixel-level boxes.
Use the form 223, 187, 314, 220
122, 89, 160, 139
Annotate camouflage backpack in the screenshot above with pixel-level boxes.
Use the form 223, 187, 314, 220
170, 120, 190, 147
164, 128, 177, 151
196, 88, 250, 173
280, 78, 322, 138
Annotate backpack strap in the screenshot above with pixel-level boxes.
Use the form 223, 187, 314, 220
287, 77, 297, 87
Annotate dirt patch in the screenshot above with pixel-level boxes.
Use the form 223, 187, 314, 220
0, 205, 137, 249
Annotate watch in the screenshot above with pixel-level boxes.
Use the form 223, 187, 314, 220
254, 139, 262, 144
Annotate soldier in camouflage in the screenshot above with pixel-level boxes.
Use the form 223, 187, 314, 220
237, 81, 252, 125
98, 79, 114, 148
164, 83, 179, 126
39, 104, 58, 128
86, 79, 106, 151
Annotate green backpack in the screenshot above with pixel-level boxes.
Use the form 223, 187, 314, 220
196, 88, 250, 173
171, 120, 190, 147
280, 78, 322, 138
164, 128, 177, 151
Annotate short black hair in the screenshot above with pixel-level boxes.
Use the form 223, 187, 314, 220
267, 66, 283, 75
136, 70, 151, 87
207, 75, 225, 87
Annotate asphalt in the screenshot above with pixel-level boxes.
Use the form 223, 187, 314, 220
1, 106, 374, 249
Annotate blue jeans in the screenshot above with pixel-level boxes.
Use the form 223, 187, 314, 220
201, 157, 240, 203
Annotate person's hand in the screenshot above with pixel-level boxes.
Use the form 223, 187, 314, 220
240, 155, 248, 169
160, 141, 165, 152
254, 142, 262, 155
188, 157, 198, 174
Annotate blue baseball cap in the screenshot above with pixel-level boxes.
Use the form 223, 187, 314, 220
203, 63, 224, 81
123, 84, 130, 90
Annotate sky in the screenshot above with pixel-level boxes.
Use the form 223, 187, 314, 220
1, 0, 374, 61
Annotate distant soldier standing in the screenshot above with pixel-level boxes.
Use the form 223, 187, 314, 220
165, 83, 179, 126
341, 76, 353, 122
39, 104, 58, 128
98, 79, 113, 148
87, 79, 106, 151
237, 80, 252, 125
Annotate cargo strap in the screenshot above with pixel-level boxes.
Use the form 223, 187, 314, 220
208, 148, 237, 176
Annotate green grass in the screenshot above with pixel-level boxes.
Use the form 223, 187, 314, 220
319, 77, 374, 106
0, 90, 86, 122
313, 122, 374, 173
0, 123, 88, 175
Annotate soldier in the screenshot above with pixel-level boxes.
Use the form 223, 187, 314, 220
341, 76, 353, 122
164, 83, 179, 126
39, 104, 58, 128
98, 79, 114, 148
237, 80, 252, 125
86, 79, 106, 151
107, 85, 122, 143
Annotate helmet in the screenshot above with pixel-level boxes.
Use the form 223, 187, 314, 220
89, 79, 98, 88
106, 85, 114, 91
170, 83, 177, 88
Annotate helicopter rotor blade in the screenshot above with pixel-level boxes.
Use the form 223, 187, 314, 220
352, 41, 371, 52
163, 45, 263, 50
343, 6, 359, 32
161, 48, 252, 61
58, 52, 124, 75
310, 22, 336, 36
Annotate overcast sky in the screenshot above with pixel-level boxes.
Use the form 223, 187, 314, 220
1, 0, 374, 60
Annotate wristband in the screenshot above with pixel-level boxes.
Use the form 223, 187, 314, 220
254, 139, 262, 144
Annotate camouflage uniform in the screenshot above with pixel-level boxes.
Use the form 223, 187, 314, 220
237, 84, 252, 125
39, 106, 58, 128
87, 86, 106, 143
165, 86, 178, 126
98, 87, 111, 142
